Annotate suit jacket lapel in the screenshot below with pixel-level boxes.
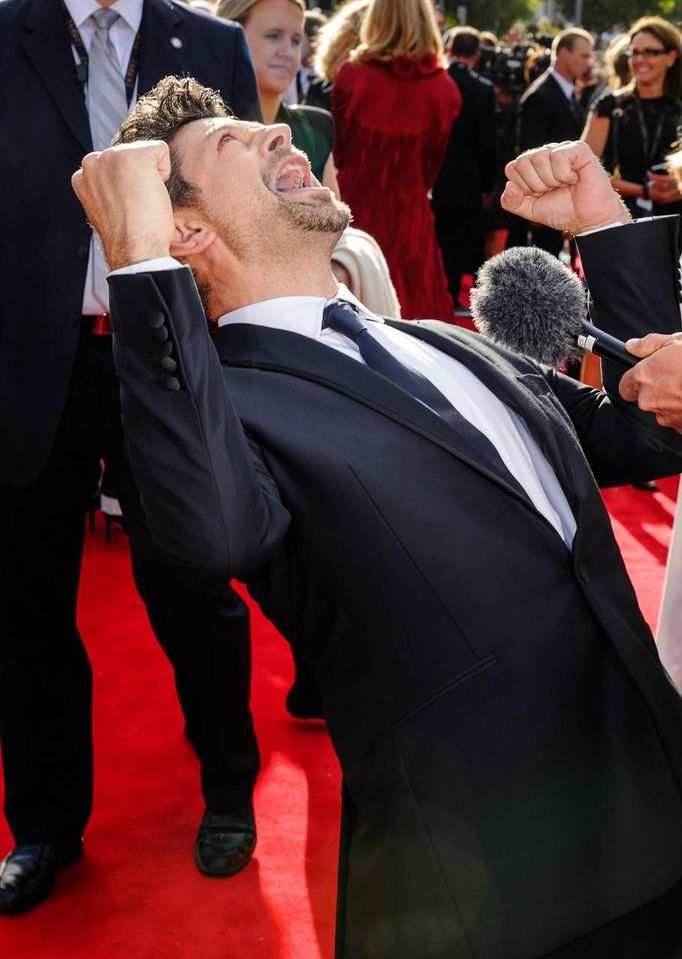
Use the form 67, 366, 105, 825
21, 0, 92, 153
137, 0, 186, 97
213, 322, 538, 510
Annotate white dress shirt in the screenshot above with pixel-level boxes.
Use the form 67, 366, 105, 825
64, 0, 143, 315
63, 0, 142, 72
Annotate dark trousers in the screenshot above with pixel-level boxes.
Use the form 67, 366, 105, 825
433, 204, 486, 306
0, 326, 259, 845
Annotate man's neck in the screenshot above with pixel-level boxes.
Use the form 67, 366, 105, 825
260, 93, 281, 126
552, 62, 572, 83
207, 259, 339, 317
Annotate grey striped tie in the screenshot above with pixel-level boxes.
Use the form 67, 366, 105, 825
86, 8, 129, 305
87, 8, 129, 151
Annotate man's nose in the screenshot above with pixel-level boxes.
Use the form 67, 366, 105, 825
260, 123, 293, 155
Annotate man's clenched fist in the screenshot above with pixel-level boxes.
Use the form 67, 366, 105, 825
502, 140, 631, 236
72, 140, 176, 271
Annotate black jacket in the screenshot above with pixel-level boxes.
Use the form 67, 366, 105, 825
432, 62, 497, 210
519, 68, 584, 154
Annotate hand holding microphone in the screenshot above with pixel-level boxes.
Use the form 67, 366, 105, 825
619, 334, 682, 432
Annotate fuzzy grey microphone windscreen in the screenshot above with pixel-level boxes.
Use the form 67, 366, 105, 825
470, 247, 588, 366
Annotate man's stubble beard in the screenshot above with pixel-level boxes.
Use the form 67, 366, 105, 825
273, 191, 352, 236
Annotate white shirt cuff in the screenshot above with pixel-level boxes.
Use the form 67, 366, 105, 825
109, 256, 184, 276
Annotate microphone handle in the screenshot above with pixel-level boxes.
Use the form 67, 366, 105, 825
576, 320, 638, 370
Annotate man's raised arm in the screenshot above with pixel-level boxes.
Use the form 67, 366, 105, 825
72, 145, 290, 576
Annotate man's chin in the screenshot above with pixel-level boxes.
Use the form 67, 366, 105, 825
276, 193, 352, 234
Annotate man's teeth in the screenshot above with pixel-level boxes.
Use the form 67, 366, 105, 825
276, 163, 306, 191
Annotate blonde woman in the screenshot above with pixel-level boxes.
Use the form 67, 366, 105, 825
331, 0, 461, 323
217, 0, 339, 193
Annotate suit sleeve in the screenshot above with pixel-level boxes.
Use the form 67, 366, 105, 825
541, 365, 682, 487
538, 216, 682, 484
576, 216, 682, 344
577, 215, 682, 406
108, 268, 290, 578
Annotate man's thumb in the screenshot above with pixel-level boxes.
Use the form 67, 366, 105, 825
501, 181, 530, 216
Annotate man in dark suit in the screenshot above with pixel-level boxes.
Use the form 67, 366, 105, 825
432, 26, 497, 313
74, 79, 682, 958
0, 0, 261, 915
508, 27, 594, 255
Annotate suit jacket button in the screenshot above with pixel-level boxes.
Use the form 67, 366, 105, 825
77, 245, 89, 259
164, 375, 181, 391
147, 310, 166, 328
153, 325, 169, 343
157, 341, 173, 358
160, 356, 178, 372
66, 314, 80, 326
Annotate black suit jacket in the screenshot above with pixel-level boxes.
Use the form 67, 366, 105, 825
0, 0, 259, 486
431, 63, 496, 210
519, 69, 584, 154
108, 216, 682, 958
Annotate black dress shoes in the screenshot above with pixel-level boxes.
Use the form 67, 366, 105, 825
195, 802, 256, 878
0, 839, 83, 915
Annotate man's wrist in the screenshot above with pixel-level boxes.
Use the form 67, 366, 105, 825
107, 238, 172, 272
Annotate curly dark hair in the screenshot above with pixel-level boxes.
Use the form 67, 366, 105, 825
113, 76, 233, 206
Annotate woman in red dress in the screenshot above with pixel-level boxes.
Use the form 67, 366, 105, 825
331, 0, 461, 322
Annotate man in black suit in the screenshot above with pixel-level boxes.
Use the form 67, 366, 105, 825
432, 26, 497, 313
0, 0, 261, 915
509, 27, 594, 254
74, 79, 682, 958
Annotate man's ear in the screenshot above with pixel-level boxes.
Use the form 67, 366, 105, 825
169, 213, 216, 260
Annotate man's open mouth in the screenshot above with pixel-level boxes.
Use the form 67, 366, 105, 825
273, 156, 313, 193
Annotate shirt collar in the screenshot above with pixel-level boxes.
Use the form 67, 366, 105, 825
217, 284, 381, 335
550, 68, 575, 100
63, 0, 143, 33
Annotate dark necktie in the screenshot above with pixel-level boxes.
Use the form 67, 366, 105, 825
570, 91, 584, 126
322, 301, 522, 488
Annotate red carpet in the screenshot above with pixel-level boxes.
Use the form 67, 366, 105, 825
0, 476, 678, 958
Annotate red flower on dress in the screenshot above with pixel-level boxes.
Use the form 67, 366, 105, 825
391, 56, 416, 79
417, 51, 439, 74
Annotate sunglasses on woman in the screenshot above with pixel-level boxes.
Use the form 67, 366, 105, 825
625, 47, 670, 59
